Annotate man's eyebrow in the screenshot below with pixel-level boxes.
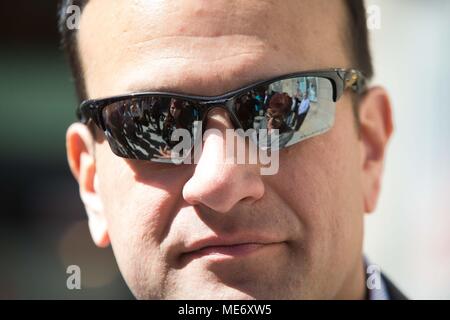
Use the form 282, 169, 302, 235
122, 78, 185, 95
125, 85, 213, 97
122, 79, 243, 97
122, 71, 284, 97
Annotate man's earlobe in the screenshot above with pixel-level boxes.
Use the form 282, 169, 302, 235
80, 179, 110, 248
358, 87, 394, 213
66, 123, 110, 248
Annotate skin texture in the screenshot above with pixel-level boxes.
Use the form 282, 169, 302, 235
66, 0, 393, 299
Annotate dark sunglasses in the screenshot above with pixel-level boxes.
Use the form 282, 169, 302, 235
77, 68, 366, 163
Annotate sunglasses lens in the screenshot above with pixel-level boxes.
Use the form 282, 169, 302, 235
234, 76, 336, 150
102, 97, 200, 162
100, 76, 335, 161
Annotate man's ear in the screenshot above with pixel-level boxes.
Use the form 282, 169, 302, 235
66, 123, 110, 248
358, 87, 394, 213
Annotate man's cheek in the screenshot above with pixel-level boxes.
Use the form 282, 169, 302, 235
104, 185, 176, 240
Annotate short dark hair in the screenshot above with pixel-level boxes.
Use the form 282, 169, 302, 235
58, 0, 88, 103
58, 0, 373, 103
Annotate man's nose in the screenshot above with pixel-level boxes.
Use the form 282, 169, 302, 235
182, 107, 265, 213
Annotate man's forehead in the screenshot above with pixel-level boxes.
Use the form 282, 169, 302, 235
79, 0, 349, 99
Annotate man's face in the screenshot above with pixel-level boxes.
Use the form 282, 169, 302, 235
74, 0, 372, 299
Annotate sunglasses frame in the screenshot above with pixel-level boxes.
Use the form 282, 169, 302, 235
77, 68, 367, 131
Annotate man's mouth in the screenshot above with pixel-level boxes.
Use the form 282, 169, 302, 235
180, 236, 286, 263
188, 243, 265, 257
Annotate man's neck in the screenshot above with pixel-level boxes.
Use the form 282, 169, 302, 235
334, 256, 366, 300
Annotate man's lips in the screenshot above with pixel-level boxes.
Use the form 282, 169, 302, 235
189, 243, 265, 257
180, 236, 285, 261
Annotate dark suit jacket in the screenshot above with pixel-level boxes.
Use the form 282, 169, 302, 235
382, 273, 408, 300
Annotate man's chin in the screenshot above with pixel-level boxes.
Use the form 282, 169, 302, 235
161, 268, 288, 300
163, 283, 262, 300
157, 244, 298, 299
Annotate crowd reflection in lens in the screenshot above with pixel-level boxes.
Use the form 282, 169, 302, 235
236, 80, 312, 149
103, 96, 198, 161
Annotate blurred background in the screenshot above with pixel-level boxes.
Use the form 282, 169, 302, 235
0, 0, 133, 299
0, 0, 448, 299
365, 0, 450, 300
